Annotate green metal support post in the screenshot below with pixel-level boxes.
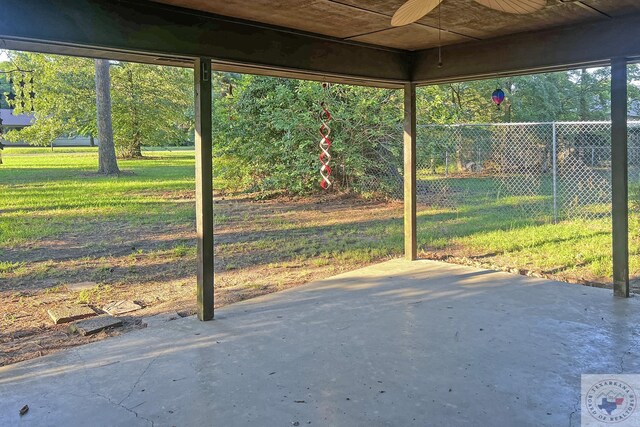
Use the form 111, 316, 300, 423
195, 57, 215, 319
611, 57, 629, 298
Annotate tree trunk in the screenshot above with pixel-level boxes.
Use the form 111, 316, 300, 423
130, 135, 142, 158
128, 69, 143, 158
94, 59, 120, 175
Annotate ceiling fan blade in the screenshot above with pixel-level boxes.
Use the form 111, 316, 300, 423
473, 0, 546, 14
391, 0, 443, 27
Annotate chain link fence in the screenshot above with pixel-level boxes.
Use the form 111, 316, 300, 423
411, 121, 640, 221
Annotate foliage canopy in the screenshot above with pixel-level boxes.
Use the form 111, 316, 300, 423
2, 52, 193, 158
2, 50, 638, 196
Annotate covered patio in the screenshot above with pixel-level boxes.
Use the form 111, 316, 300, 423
1, 0, 636, 315
1, 0, 639, 424
2, 260, 640, 426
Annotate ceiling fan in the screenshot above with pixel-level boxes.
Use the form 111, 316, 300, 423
391, 0, 547, 26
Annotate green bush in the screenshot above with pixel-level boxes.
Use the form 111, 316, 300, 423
213, 154, 254, 193
213, 75, 403, 197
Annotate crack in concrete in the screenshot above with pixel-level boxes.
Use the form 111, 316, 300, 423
73, 348, 156, 426
568, 396, 580, 427
94, 391, 155, 427
118, 356, 158, 406
619, 339, 640, 374
65, 390, 154, 427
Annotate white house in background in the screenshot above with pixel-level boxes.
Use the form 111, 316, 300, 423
0, 108, 97, 147
0, 108, 33, 132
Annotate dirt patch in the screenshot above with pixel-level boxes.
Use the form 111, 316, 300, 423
1, 193, 403, 366
0, 317, 144, 366
1, 190, 632, 366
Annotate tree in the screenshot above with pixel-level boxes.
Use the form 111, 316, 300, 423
4, 53, 96, 146
214, 75, 402, 195
0, 61, 13, 109
5, 49, 638, 196
415, 66, 633, 124
95, 59, 119, 175
110, 62, 193, 158
3, 51, 194, 159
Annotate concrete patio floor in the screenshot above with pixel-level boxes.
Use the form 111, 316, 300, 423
1, 259, 639, 426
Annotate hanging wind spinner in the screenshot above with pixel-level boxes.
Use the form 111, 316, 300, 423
318, 83, 332, 190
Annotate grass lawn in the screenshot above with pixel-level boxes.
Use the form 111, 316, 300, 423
0, 147, 404, 365
0, 147, 196, 246
415, 172, 639, 283
0, 147, 637, 365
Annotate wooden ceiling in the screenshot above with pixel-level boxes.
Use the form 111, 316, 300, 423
150, 0, 640, 51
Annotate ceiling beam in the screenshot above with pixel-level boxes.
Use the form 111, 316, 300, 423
0, 0, 410, 88
412, 12, 640, 85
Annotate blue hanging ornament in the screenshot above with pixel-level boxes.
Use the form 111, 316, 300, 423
492, 88, 505, 110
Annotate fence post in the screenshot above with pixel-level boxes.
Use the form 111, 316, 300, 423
445, 151, 449, 177
552, 122, 558, 223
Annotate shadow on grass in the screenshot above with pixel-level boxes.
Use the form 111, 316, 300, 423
0, 206, 591, 284
0, 190, 619, 297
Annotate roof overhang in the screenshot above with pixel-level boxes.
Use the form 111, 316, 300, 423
412, 11, 640, 85
1, 0, 640, 88
0, 0, 409, 88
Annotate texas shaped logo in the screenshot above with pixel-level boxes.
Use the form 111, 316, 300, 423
598, 397, 625, 415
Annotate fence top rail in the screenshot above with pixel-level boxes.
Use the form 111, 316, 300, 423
418, 121, 640, 127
